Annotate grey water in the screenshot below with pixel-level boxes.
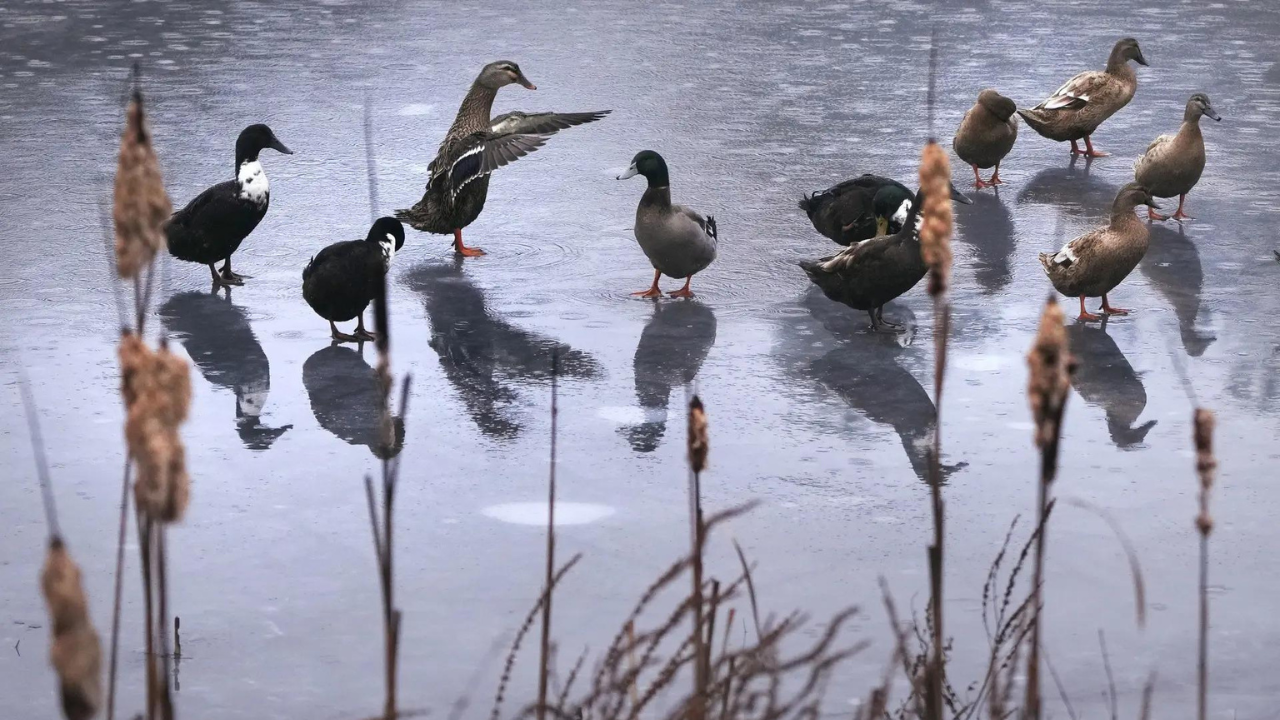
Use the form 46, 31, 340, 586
2, 0, 1279, 718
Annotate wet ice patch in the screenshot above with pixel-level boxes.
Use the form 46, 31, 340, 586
597, 406, 645, 424
482, 502, 616, 526
954, 354, 1013, 372
397, 103, 435, 116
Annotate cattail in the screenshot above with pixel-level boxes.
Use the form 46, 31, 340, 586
687, 396, 709, 474
1027, 296, 1073, 451
1194, 409, 1216, 535
113, 88, 171, 279
119, 334, 191, 523
42, 538, 103, 720
918, 141, 953, 297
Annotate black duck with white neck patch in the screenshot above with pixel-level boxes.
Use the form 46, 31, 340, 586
165, 123, 292, 287
396, 60, 610, 257
303, 216, 405, 343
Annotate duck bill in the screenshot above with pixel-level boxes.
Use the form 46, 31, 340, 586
948, 181, 973, 205
269, 137, 294, 155
1147, 199, 1162, 210
1135, 51, 1150, 66
1205, 107, 1222, 121
517, 73, 537, 90
617, 165, 639, 180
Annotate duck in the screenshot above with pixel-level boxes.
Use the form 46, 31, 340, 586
953, 89, 1019, 189
165, 124, 293, 287
396, 61, 610, 257
1133, 93, 1221, 222
798, 173, 970, 246
617, 150, 718, 298
799, 184, 966, 330
302, 216, 405, 342
1038, 182, 1157, 321
1018, 38, 1148, 158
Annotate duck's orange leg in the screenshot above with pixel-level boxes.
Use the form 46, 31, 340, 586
990, 162, 1005, 185
632, 269, 662, 298
1171, 194, 1195, 222
1101, 294, 1130, 316
1147, 202, 1169, 222
668, 276, 695, 299
1081, 135, 1110, 158
1077, 296, 1101, 322
453, 228, 486, 257
1070, 139, 1084, 156
972, 164, 993, 189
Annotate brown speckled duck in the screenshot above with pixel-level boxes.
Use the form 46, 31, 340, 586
953, 89, 1019, 189
1040, 182, 1157, 321
396, 61, 609, 257
1133, 93, 1221, 222
1019, 38, 1148, 158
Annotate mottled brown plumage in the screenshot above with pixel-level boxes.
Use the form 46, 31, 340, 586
1019, 38, 1148, 157
953, 89, 1018, 188
1134, 93, 1220, 221
1039, 183, 1156, 320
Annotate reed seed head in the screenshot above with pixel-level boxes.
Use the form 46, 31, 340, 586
918, 141, 953, 297
687, 395, 709, 474
41, 539, 103, 720
1027, 296, 1074, 450
119, 333, 192, 523
113, 90, 171, 279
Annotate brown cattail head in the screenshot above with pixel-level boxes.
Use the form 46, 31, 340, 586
918, 141, 953, 297
1027, 296, 1074, 450
687, 395, 709, 474
1194, 408, 1217, 535
119, 333, 191, 523
113, 89, 172, 279
41, 539, 103, 720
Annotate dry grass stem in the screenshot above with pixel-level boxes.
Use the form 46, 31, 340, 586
42, 539, 104, 720
113, 84, 171, 280
1194, 408, 1216, 720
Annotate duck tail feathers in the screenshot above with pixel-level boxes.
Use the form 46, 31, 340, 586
705, 216, 718, 241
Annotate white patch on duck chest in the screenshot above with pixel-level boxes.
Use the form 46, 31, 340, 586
380, 233, 397, 267
893, 199, 912, 230
237, 159, 270, 205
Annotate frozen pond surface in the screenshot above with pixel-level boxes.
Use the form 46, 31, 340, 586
2, 0, 1279, 718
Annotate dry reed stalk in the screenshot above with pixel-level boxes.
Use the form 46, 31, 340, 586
120, 335, 192, 524
1023, 296, 1073, 720
1193, 409, 1216, 720
537, 351, 561, 720
686, 395, 710, 720
19, 363, 105, 720
113, 82, 171, 280
916, 137, 954, 720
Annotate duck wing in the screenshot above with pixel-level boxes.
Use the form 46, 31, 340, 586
674, 205, 718, 242
1045, 228, 1104, 270
488, 110, 611, 136
1035, 70, 1108, 111
430, 132, 551, 201
1133, 133, 1174, 176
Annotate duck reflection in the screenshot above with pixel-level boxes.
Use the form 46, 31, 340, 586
1067, 323, 1156, 449
404, 261, 603, 440
1140, 224, 1215, 357
954, 192, 1016, 295
785, 290, 964, 485
302, 345, 405, 458
159, 291, 291, 450
1017, 160, 1119, 219
622, 301, 718, 452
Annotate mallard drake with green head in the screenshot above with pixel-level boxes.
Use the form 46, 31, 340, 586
1133, 93, 1221, 222
798, 184, 968, 330
1039, 182, 1157, 321
1018, 38, 1148, 158
953, 89, 1018, 188
618, 151, 718, 298
798, 173, 969, 246
396, 61, 610, 257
